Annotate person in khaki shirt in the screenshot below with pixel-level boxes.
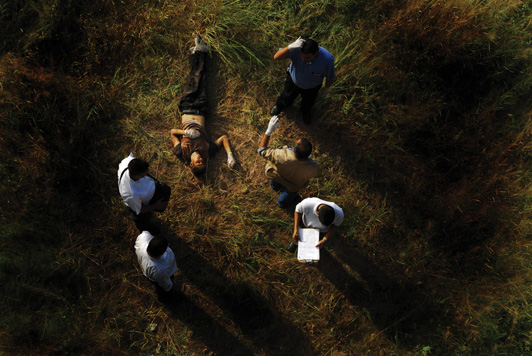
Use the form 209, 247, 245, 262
257, 116, 320, 208
171, 35, 237, 178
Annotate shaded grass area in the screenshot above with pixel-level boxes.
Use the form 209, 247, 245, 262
2, 0, 532, 355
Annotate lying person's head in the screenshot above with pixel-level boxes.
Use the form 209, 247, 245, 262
190, 151, 207, 177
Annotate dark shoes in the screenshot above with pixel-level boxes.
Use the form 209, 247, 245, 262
287, 241, 297, 253
190, 34, 208, 53
271, 105, 312, 124
270, 105, 281, 115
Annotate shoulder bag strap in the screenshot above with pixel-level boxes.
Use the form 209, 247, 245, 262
119, 167, 128, 183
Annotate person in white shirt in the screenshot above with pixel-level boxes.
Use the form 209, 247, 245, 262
118, 153, 171, 232
290, 197, 344, 251
135, 231, 177, 302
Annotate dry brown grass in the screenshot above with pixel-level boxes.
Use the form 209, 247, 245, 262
2, 0, 532, 355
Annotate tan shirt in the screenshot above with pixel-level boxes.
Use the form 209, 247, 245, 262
259, 146, 320, 192
180, 120, 210, 162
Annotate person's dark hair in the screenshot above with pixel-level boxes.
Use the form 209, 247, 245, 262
191, 165, 207, 177
129, 158, 149, 177
301, 38, 319, 55
318, 205, 335, 226
147, 236, 169, 258
295, 138, 312, 159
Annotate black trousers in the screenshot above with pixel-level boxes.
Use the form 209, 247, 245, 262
275, 71, 322, 114
131, 181, 171, 233
178, 51, 208, 116
150, 275, 175, 303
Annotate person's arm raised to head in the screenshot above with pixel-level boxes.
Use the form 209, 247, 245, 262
273, 37, 305, 60
172, 127, 201, 143
274, 47, 290, 61
171, 128, 184, 147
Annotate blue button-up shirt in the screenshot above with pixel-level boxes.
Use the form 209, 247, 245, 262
287, 46, 336, 89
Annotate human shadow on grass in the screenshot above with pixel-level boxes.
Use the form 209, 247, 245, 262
287, 46, 526, 352
309, 99, 519, 274
307, 115, 509, 350
162, 290, 254, 356
310, 46, 524, 261
166, 234, 318, 356
318, 246, 450, 349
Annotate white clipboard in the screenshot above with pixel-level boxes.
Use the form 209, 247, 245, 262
297, 228, 320, 263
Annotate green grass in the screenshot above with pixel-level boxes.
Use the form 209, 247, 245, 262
2, 0, 532, 355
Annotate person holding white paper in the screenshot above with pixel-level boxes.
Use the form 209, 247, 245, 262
289, 197, 344, 251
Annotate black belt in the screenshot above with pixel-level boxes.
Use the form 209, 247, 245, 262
181, 109, 202, 115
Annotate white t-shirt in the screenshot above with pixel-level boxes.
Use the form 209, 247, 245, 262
134, 231, 177, 292
295, 197, 344, 232
118, 153, 156, 215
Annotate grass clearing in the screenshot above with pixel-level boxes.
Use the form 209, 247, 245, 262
2, 0, 532, 355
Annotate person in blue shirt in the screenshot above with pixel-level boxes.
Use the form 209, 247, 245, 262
270, 37, 336, 124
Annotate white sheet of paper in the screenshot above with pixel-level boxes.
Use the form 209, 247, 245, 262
297, 228, 320, 261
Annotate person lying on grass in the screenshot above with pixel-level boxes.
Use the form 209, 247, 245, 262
171, 35, 237, 178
